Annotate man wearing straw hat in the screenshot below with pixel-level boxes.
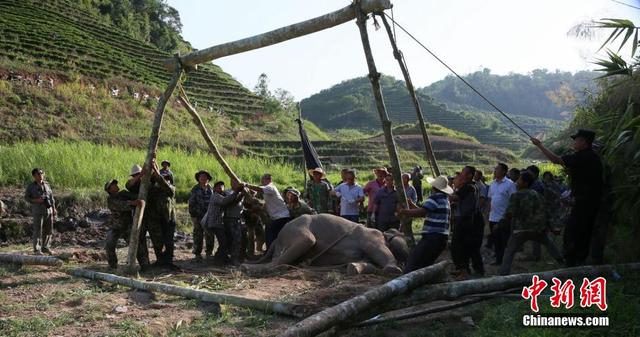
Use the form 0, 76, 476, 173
399, 175, 453, 273
303, 167, 332, 214
364, 167, 388, 228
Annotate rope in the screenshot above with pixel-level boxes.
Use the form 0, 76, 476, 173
381, 12, 533, 139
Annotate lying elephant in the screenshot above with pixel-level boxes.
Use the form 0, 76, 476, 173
243, 214, 408, 275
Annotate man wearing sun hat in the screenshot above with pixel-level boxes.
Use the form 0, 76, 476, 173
530, 129, 603, 266
303, 167, 332, 214
188, 170, 214, 261
399, 175, 453, 273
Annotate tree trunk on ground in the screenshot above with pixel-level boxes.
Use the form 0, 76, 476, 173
0, 253, 63, 266
279, 260, 447, 337
355, 4, 408, 209
378, 13, 440, 178
125, 63, 182, 273
66, 268, 311, 317
177, 90, 240, 182
366, 263, 640, 320
164, 0, 392, 70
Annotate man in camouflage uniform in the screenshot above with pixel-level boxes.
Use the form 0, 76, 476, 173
498, 171, 564, 275
25, 168, 57, 255
242, 191, 266, 257
224, 179, 248, 266
188, 170, 214, 260
205, 180, 245, 265
303, 168, 332, 214
285, 187, 316, 219
104, 179, 146, 269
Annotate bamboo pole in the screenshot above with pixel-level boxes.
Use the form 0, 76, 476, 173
378, 13, 441, 177
0, 253, 63, 267
126, 61, 183, 273
354, 2, 408, 209
366, 262, 640, 319
66, 268, 311, 317
177, 87, 240, 182
163, 0, 392, 70
279, 260, 447, 337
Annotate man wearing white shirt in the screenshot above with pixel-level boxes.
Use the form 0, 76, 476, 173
487, 163, 517, 265
332, 170, 365, 223
247, 174, 291, 248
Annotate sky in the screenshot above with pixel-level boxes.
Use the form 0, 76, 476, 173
167, 0, 640, 101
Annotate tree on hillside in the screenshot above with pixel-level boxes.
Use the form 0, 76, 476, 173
253, 73, 297, 117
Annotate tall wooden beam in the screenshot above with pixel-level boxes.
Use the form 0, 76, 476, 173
163, 0, 392, 70
378, 14, 441, 177
354, 3, 407, 209
126, 61, 183, 273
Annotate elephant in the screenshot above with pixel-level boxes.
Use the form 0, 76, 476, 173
243, 214, 409, 275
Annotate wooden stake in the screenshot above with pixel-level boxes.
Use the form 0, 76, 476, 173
164, 0, 392, 70
378, 13, 441, 177
66, 268, 311, 317
177, 89, 240, 182
0, 253, 63, 267
354, 3, 408, 209
279, 260, 447, 337
126, 61, 183, 273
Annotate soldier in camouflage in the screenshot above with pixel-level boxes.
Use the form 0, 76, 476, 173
303, 168, 332, 214
285, 188, 316, 219
242, 191, 266, 257
498, 171, 564, 275
25, 168, 57, 255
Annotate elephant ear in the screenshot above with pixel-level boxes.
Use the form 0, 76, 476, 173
384, 229, 409, 264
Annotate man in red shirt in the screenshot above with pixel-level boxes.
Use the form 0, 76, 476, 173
363, 167, 388, 228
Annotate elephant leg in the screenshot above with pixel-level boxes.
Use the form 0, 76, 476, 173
346, 262, 377, 275
361, 236, 401, 275
274, 234, 316, 265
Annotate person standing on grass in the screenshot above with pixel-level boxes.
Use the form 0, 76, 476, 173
364, 167, 388, 228
104, 180, 146, 269
303, 168, 332, 214
25, 168, 57, 255
188, 170, 214, 261
332, 170, 365, 223
498, 171, 564, 275
400, 175, 453, 273
373, 174, 401, 232
205, 180, 244, 265
450, 166, 484, 278
531, 129, 603, 266
246, 174, 291, 248
487, 163, 517, 265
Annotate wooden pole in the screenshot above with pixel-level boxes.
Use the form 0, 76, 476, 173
354, 2, 408, 209
163, 0, 392, 70
279, 260, 447, 337
299, 106, 308, 187
0, 253, 63, 267
378, 13, 441, 177
126, 61, 183, 273
177, 88, 240, 182
66, 268, 311, 318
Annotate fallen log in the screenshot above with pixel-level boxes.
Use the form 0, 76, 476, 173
368, 262, 640, 319
279, 260, 448, 337
66, 268, 311, 318
0, 253, 63, 267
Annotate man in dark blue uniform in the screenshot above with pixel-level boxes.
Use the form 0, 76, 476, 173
530, 129, 603, 266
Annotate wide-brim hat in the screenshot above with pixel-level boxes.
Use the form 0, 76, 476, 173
308, 167, 326, 179
161, 160, 171, 166
130, 164, 142, 176
570, 129, 596, 143
104, 179, 118, 191
427, 175, 454, 195
195, 170, 212, 182
373, 167, 389, 175
285, 188, 301, 197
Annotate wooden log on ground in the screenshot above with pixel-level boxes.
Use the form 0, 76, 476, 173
279, 260, 448, 337
66, 268, 311, 318
0, 253, 63, 267
164, 0, 392, 70
370, 263, 640, 319
125, 62, 183, 273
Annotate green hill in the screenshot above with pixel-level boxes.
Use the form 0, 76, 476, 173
420, 68, 598, 120
300, 75, 565, 151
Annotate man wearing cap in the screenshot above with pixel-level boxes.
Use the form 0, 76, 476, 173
104, 180, 146, 269
25, 168, 57, 255
399, 175, 452, 273
364, 167, 388, 228
332, 170, 365, 222
303, 168, 332, 214
188, 170, 214, 261
286, 188, 316, 219
160, 160, 174, 185
247, 174, 291, 248
531, 129, 603, 266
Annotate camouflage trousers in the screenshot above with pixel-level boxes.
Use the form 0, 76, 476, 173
191, 216, 214, 257
144, 217, 175, 265
104, 225, 149, 269
32, 211, 53, 252
224, 217, 247, 264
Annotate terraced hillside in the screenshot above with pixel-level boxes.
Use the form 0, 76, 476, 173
0, 0, 263, 116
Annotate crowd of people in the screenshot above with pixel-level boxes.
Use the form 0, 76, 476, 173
22, 129, 603, 278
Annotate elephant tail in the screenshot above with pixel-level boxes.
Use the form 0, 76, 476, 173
245, 242, 275, 264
